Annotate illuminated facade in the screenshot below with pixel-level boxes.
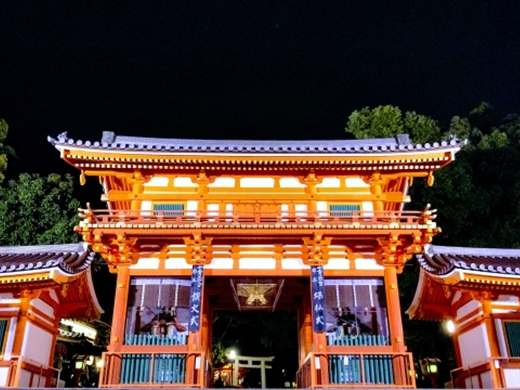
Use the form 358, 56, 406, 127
49, 131, 464, 388
408, 245, 520, 388
0, 243, 102, 387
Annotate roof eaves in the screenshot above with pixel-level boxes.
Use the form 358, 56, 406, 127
48, 132, 467, 155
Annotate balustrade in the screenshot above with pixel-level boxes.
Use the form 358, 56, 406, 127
124, 333, 188, 346
100, 351, 212, 388
79, 208, 434, 228
451, 357, 520, 388
0, 356, 60, 387
296, 351, 414, 388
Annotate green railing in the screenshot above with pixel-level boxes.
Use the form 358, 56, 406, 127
327, 334, 390, 346
329, 354, 394, 385
124, 333, 188, 346
120, 353, 186, 384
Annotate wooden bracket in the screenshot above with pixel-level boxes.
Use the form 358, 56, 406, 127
302, 234, 332, 266
183, 235, 213, 265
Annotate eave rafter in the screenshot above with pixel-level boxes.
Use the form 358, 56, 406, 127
60, 148, 456, 178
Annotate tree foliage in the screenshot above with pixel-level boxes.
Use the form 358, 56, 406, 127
346, 105, 442, 143
346, 104, 520, 382
409, 109, 520, 248
0, 173, 80, 246
0, 119, 10, 182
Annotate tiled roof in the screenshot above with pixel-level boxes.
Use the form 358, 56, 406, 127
417, 245, 520, 276
48, 131, 466, 154
0, 242, 94, 275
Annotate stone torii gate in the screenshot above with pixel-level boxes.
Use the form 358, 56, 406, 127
231, 354, 274, 389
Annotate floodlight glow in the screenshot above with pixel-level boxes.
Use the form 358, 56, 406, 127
446, 320, 455, 334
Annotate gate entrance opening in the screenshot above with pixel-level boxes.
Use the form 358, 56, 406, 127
209, 277, 304, 388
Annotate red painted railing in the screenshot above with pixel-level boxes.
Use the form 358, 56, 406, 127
451, 357, 520, 388
296, 351, 415, 388
99, 350, 212, 388
0, 356, 60, 387
79, 208, 436, 227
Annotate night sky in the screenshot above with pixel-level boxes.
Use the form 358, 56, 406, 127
1, 1, 519, 175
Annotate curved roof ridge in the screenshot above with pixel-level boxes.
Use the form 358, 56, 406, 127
0, 242, 92, 275
419, 244, 520, 277
0, 242, 88, 255
113, 135, 401, 147
48, 131, 467, 154
428, 245, 520, 258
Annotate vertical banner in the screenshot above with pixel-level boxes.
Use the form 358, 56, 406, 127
311, 265, 325, 332
188, 265, 204, 332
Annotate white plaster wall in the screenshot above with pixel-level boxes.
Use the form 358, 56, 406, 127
18, 369, 32, 387
480, 371, 493, 389
186, 201, 198, 210
316, 202, 327, 212
22, 323, 52, 365
48, 289, 59, 304
240, 178, 275, 188
239, 258, 276, 269
31, 298, 54, 319
207, 203, 219, 216
17, 369, 45, 387
458, 324, 490, 367
316, 178, 340, 188
279, 178, 305, 188
164, 258, 192, 269
173, 177, 197, 187
295, 204, 307, 212
3, 317, 17, 357
345, 178, 369, 187
141, 200, 152, 211
281, 258, 305, 270
354, 258, 384, 270
130, 258, 160, 269
495, 319, 508, 356
0, 367, 8, 386
208, 177, 235, 187
205, 258, 234, 269
494, 295, 519, 306
0, 293, 16, 302
186, 201, 198, 217
325, 259, 350, 270
361, 201, 373, 212
144, 177, 169, 187
457, 300, 482, 321
504, 368, 520, 387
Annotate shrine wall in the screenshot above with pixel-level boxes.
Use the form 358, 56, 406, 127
22, 321, 54, 365
458, 323, 491, 367
129, 244, 383, 273
138, 174, 374, 216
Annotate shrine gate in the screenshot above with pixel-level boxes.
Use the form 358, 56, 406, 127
49, 131, 464, 388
